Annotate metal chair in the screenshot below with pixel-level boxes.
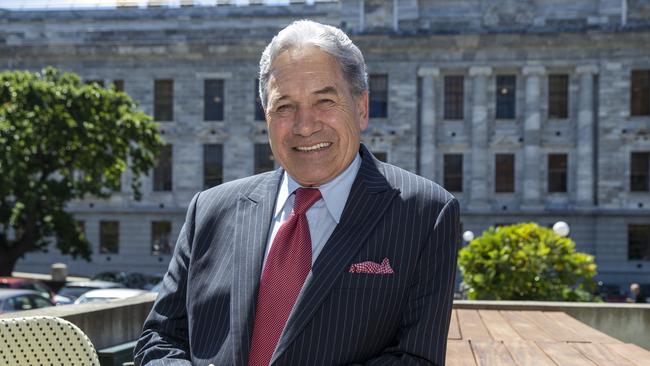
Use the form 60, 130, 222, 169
0, 316, 100, 366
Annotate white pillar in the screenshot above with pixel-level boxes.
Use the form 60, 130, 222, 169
418, 66, 439, 181
576, 65, 598, 207
522, 65, 545, 209
468, 66, 492, 210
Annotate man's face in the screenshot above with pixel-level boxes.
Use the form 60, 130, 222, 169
265, 46, 369, 187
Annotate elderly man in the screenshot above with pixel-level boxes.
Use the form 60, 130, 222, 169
134, 20, 460, 366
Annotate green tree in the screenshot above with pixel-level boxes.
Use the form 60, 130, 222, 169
0, 67, 163, 276
458, 222, 598, 301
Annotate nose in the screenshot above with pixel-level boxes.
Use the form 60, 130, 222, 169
292, 105, 321, 137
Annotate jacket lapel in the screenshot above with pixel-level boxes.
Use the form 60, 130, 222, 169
271, 145, 400, 364
231, 169, 283, 366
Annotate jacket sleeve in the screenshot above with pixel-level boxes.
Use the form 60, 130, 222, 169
352, 197, 461, 366
133, 192, 200, 366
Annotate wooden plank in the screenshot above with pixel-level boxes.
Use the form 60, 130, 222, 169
503, 341, 556, 366
602, 343, 650, 366
544, 312, 622, 344
457, 309, 492, 341
537, 341, 597, 366
500, 311, 555, 342
478, 310, 522, 342
448, 309, 462, 340
520, 311, 586, 343
446, 340, 477, 366
471, 341, 518, 366
572, 342, 636, 366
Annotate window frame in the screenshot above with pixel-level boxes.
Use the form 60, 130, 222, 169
495, 153, 515, 193
496, 75, 517, 120
368, 74, 388, 119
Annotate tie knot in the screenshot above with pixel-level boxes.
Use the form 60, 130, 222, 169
293, 188, 321, 215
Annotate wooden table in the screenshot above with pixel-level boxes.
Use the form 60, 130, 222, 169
446, 309, 650, 365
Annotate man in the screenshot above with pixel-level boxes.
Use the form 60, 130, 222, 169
627, 283, 645, 303
134, 20, 460, 366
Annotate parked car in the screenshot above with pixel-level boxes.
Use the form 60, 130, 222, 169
74, 288, 148, 304
0, 277, 56, 302
91, 271, 161, 290
0, 289, 55, 314
56, 280, 125, 304
595, 282, 627, 302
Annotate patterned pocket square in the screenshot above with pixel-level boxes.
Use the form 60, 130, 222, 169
348, 258, 394, 274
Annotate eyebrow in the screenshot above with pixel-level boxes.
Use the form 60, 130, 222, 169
271, 86, 339, 105
313, 86, 338, 96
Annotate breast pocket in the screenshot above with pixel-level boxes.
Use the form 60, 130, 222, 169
333, 271, 405, 290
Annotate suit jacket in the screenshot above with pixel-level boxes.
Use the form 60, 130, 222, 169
134, 145, 460, 366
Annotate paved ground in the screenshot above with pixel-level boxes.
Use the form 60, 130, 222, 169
447, 309, 650, 365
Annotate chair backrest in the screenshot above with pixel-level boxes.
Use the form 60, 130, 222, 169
0, 316, 100, 366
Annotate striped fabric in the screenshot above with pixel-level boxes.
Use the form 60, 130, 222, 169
134, 144, 461, 366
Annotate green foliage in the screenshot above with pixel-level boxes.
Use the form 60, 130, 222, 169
458, 222, 598, 301
0, 67, 163, 273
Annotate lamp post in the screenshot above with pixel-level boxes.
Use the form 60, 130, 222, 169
462, 230, 475, 243
553, 221, 570, 237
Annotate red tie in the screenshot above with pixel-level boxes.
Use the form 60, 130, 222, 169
248, 188, 322, 366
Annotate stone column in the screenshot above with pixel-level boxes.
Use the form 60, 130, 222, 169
576, 65, 598, 207
468, 66, 492, 210
418, 66, 439, 181
522, 65, 545, 209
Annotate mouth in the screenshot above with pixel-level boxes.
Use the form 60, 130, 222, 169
293, 142, 332, 152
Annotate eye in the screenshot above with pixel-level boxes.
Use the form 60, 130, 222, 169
317, 98, 335, 107
275, 104, 293, 113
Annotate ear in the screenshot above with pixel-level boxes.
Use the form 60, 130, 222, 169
356, 90, 369, 131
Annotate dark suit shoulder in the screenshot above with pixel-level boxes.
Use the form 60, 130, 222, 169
378, 161, 455, 206
193, 169, 281, 219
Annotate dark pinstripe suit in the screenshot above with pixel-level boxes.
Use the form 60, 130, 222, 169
134, 145, 460, 366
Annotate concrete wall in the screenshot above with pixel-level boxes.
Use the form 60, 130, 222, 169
0, 293, 157, 349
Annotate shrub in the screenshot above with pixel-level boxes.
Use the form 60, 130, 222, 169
458, 222, 598, 301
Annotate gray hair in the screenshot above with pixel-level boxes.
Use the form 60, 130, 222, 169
258, 19, 368, 110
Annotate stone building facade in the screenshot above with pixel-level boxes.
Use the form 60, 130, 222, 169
1, 0, 649, 288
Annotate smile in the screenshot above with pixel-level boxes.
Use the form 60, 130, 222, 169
294, 142, 332, 152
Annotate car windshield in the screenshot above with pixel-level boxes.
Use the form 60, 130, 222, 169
58, 286, 92, 299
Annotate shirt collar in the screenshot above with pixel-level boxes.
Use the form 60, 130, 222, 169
275, 153, 362, 224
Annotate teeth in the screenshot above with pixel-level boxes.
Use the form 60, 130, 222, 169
296, 142, 331, 151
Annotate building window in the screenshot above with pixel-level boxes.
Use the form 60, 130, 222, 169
444, 154, 463, 192
548, 154, 568, 193
203, 144, 223, 189
153, 145, 173, 191
373, 151, 387, 162
86, 79, 104, 87
369, 74, 388, 118
76, 220, 85, 238
255, 79, 266, 121
254, 143, 274, 174
631, 70, 650, 116
112, 80, 124, 92
204, 79, 224, 121
151, 221, 172, 256
548, 74, 569, 119
99, 221, 119, 254
444, 75, 464, 120
495, 154, 515, 192
631, 152, 650, 192
496, 75, 516, 119
628, 224, 650, 260
154, 79, 174, 121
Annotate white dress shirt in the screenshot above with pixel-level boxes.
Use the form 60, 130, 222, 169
263, 153, 362, 268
